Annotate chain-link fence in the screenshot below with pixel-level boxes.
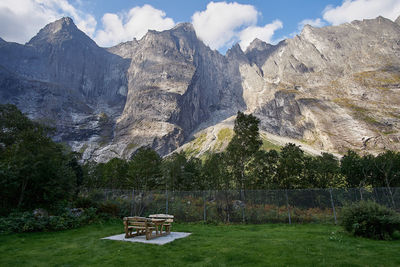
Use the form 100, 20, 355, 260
80, 187, 400, 224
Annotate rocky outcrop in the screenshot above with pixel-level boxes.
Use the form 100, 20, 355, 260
105, 23, 245, 158
1, 16, 400, 161
242, 16, 400, 154
395, 15, 400, 25
0, 17, 128, 158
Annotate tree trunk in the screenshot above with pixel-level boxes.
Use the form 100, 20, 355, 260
17, 178, 28, 209
384, 174, 396, 208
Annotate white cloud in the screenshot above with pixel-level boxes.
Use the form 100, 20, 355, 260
0, 0, 96, 43
323, 0, 400, 25
192, 1, 258, 50
239, 20, 283, 50
94, 5, 175, 47
297, 18, 325, 31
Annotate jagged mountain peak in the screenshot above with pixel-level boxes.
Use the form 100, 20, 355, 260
27, 17, 97, 49
245, 38, 272, 52
144, 22, 197, 43
300, 23, 316, 36
53, 17, 75, 28
226, 43, 244, 57
31, 17, 77, 38
244, 38, 279, 68
396, 15, 400, 25
142, 22, 195, 40
172, 22, 195, 32
136, 22, 200, 60
168, 22, 198, 44
349, 15, 399, 29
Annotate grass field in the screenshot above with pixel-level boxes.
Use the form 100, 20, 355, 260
0, 221, 399, 266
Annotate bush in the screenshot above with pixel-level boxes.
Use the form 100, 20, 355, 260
0, 207, 99, 233
74, 196, 98, 209
98, 201, 120, 217
341, 201, 400, 240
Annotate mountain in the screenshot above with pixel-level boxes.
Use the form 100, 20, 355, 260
0, 16, 399, 161
0, 17, 128, 159
247, 16, 400, 153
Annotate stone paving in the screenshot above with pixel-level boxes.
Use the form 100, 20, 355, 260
102, 232, 191, 245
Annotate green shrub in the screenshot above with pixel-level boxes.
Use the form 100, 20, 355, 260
0, 207, 99, 233
0, 211, 47, 233
98, 201, 120, 217
341, 201, 400, 240
74, 196, 99, 209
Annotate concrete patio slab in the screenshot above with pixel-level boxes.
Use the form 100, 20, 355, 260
102, 232, 191, 245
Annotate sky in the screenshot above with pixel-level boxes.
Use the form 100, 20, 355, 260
1, 0, 400, 53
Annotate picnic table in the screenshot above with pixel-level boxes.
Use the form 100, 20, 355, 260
149, 214, 174, 235
123, 214, 174, 240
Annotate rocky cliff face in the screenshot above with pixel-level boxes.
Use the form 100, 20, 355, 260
97, 23, 245, 160
0, 17, 128, 155
241, 16, 400, 154
0, 16, 399, 161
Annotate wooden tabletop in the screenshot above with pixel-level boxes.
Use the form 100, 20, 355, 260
150, 218, 166, 222
149, 214, 174, 219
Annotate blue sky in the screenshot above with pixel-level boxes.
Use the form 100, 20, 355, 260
83, 0, 339, 31
1, 0, 400, 53
83, 0, 338, 27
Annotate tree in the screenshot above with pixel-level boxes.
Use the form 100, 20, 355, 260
305, 153, 343, 188
82, 161, 104, 189
181, 157, 202, 190
68, 151, 84, 197
246, 150, 279, 189
162, 152, 186, 191
277, 143, 306, 189
103, 158, 129, 189
201, 153, 230, 190
162, 151, 204, 191
0, 104, 76, 214
127, 147, 162, 190
340, 150, 366, 188
226, 111, 262, 190
372, 151, 400, 208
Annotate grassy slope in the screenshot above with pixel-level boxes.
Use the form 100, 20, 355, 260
0, 221, 399, 266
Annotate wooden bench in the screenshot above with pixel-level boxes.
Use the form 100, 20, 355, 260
123, 216, 156, 240
149, 214, 174, 235
123, 216, 174, 240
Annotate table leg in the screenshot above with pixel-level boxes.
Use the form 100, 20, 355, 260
124, 221, 129, 238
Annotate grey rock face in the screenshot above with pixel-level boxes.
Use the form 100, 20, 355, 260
1, 15, 400, 161
0, 17, 128, 157
109, 23, 245, 158
243, 16, 400, 154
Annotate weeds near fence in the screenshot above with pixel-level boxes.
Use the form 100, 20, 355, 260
80, 188, 399, 224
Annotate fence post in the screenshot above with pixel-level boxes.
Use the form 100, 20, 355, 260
241, 189, 245, 223
387, 187, 396, 209
203, 191, 207, 222
285, 189, 291, 224
329, 188, 337, 225
165, 189, 168, 214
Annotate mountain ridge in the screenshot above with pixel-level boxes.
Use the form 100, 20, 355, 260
0, 16, 399, 161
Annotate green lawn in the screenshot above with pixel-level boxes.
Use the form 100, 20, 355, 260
0, 221, 399, 266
